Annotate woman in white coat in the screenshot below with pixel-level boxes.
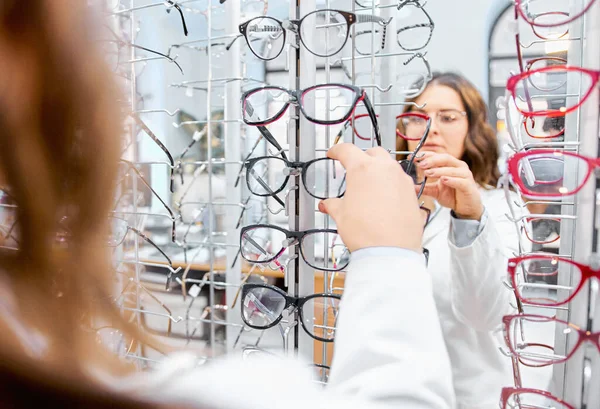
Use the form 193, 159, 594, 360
397, 72, 526, 409
0, 2, 454, 408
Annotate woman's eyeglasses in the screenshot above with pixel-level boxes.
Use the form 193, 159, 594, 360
240, 283, 341, 342
500, 386, 575, 409
503, 314, 600, 367
230, 10, 389, 61
506, 66, 600, 118
241, 84, 380, 145
245, 156, 346, 200
508, 255, 600, 307
240, 224, 349, 272
506, 150, 598, 198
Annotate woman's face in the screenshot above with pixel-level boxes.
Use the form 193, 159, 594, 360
403, 85, 469, 159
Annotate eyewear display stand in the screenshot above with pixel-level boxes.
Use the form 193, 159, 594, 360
564, 0, 600, 406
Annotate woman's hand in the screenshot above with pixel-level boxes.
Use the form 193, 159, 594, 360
415, 152, 484, 220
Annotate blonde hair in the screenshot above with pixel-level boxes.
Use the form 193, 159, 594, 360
0, 0, 166, 381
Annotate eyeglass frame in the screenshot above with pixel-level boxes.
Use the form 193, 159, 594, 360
502, 313, 600, 365
508, 255, 600, 307
507, 149, 597, 198
233, 10, 388, 61
240, 282, 341, 342
515, 0, 596, 29
245, 156, 345, 200
500, 386, 575, 409
396, 0, 435, 51
240, 224, 349, 272
241, 83, 381, 145
506, 65, 600, 118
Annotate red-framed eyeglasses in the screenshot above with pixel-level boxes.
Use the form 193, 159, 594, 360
508, 254, 599, 307
506, 150, 599, 198
500, 386, 575, 409
506, 66, 600, 118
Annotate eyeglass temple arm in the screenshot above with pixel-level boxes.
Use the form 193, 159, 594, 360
130, 115, 176, 192
247, 167, 286, 207
128, 226, 175, 268
362, 93, 382, 146
165, 0, 189, 36
356, 14, 392, 26
119, 160, 177, 221
243, 100, 288, 160
235, 135, 265, 188
108, 25, 185, 75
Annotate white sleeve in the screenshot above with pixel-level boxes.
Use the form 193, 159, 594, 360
132, 252, 455, 409
327, 252, 455, 409
448, 190, 530, 331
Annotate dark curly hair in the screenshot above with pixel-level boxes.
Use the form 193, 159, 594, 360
397, 72, 501, 188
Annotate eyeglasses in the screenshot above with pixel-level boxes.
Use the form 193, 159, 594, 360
241, 84, 381, 144
396, 0, 434, 51
240, 224, 349, 272
508, 255, 600, 307
109, 217, 182, 289
240, 283, 341, 342
506, 150, 598, 198
503, 314, 600, 366
245, 156, 346, 200
500, 386, 574, 409
397, 113, 432, 199
507, 66, 600, 117
334, 112, 429, 142
394, 52, 433, 97
231, 10, 389, 60
515, 0, 596, 35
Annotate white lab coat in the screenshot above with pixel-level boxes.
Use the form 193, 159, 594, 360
422, 187, 525, 409
112, 252, 456, 409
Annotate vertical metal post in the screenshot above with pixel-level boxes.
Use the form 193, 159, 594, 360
568, 0, 600, 406
224, 0, 242, 351
379, 0, 397, 151
294, 0, 316, 361
206, 0, 216, 351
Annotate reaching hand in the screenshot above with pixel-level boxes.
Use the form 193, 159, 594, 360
318, 143, 422, 253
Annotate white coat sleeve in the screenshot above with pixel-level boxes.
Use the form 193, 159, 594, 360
126, 251, 455, 409
327, 251, 455, 409
448, 190, 529, 332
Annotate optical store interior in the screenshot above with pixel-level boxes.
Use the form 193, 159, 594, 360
1, 0, 599, 408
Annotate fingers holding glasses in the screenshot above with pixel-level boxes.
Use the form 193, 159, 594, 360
415, 152, 483, 220
320, 143, 422, 253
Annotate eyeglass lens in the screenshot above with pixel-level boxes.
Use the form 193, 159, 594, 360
505, 389, 570, 409
512, 257, 581, 306
514, 68, 592, 116
241, 227, 349, 271
247, 158, 346, 199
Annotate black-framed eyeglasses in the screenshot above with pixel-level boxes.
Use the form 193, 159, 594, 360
229, 10, 389, 61
396, 0, 434, 51
241, 283, 341, 342
245, 156, 346, 201
240, 224, 349, 272
241, 83, 381, 146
